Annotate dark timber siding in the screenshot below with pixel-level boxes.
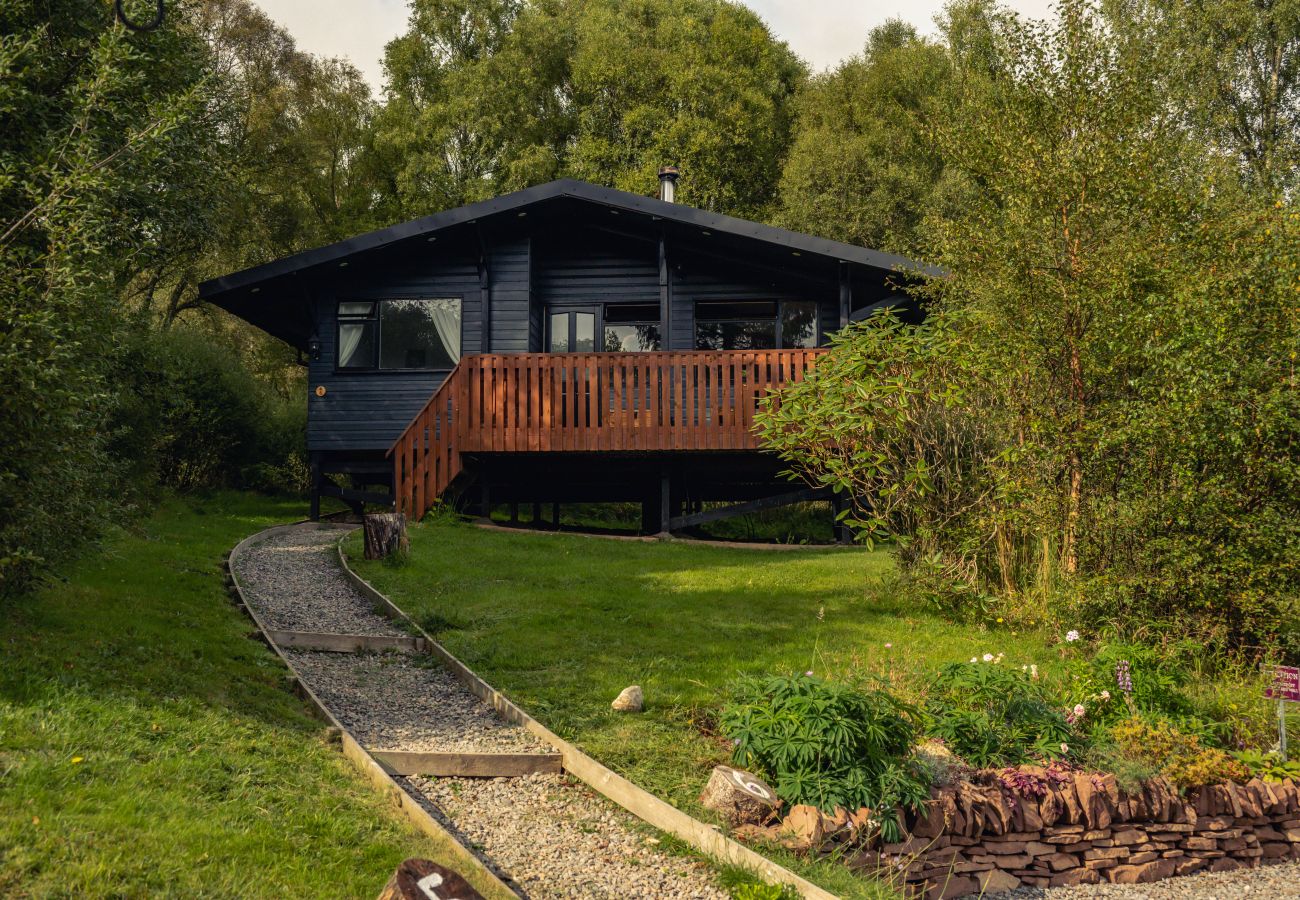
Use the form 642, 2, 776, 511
306, 244, 482, 452
534, 231, 659, 312
489, 236, 530, 352
304, 224, 840, 454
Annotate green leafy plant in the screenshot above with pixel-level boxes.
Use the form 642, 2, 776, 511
1232, 749, 1300, 783
924, 660, 1076, 767
730, 882, 800, 900
721, 674, 930, 840
1109, 717, 1248, 789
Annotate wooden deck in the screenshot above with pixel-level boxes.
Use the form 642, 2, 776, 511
390, 349, 825, 519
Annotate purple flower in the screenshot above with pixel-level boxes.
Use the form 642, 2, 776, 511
1116, 659, 1133, 694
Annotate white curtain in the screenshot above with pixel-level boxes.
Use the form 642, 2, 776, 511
338, 323, 365, 367
429, 299, 461, 363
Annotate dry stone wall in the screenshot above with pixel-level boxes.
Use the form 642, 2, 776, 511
847, 773, 1300, 898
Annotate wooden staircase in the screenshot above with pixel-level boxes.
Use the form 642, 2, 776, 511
388, 349, 825, 520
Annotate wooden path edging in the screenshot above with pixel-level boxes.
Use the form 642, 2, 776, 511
372, 750, 563, 778
225, 523, 522, 900
335, 531, 840, 900
473, 519, 858, 551
265, 629, 426, 654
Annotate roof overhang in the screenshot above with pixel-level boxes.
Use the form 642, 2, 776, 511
199, 179, 943, 348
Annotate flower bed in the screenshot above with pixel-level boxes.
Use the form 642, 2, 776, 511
738, 770, 1300, 898
718, 633, 1297, 897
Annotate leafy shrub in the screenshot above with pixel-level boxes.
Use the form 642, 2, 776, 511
118, 328, 307, 495
1058, 640, 1207, 735
721, 674, 929, 839
730, 883, 799, 900
923, 660, 1075, 767
1107, 718, 1247, 789
1232, 749, 1300, 783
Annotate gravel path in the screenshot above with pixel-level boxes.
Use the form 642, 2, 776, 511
285, 649, 548, 753
234, 523, 728, 899
1005, 860, 1300, 898
234, 525, 407, 636
408, 773, 728, 900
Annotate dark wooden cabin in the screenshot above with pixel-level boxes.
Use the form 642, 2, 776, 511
199, 173, 930, 534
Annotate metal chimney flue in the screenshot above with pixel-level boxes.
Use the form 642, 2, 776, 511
658, 165, 680, 203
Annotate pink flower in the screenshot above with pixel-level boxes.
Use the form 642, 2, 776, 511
1073, 703, 1086, 718
804, 670, 813, 677
1060, 743, 1069, 754
884, 643, 892, 649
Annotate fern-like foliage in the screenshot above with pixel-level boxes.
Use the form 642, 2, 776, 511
924, 661, 1075, 767
721, 674, 930, 840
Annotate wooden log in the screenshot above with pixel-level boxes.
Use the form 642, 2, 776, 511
364, 512, 409, 560
265, 630, 425, 654
377, 858, 484, 900
699, 765, 782, 826
371, 749, 563, 777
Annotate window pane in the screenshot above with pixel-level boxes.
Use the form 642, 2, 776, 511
604, 323, 661, 352
695, 300, 778, 321
695, 320, 776, 350
338, 301, 375, 317
379, 298, 461, 369
338, 322, 375, 368
781, 300, 817, 348
549, 313, 569, 353
605, 303, 660, 324
574, 312, 595, 352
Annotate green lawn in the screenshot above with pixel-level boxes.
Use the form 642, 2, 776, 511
0, 493, 473, 898
347, 517, 1062, 898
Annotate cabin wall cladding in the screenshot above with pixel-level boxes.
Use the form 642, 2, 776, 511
306, 248, 482, 452
840, 774, 1300, 899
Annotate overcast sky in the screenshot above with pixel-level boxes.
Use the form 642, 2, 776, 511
254, 0, 1057, 94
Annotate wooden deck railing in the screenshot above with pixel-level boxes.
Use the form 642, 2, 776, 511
389, 349, 826, 518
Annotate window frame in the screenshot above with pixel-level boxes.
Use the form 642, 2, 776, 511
693, 298, 819, 351
334, 296, 465, 373
601, 302, 662, 352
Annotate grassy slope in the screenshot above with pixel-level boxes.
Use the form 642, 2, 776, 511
348, 519, 1062, 898
0, 494, 450, 898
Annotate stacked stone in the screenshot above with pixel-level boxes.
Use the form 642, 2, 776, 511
834, 773, 1300, 899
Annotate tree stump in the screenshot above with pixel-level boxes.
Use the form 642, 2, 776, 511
364, 512, 409, 560
376, 858, 483, 900
699, 764, 781, 826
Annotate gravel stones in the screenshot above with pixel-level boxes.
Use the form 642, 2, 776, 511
1006, 859, 1300, 898
235, 523, 727, 899
234, 526, 406, 636
409, 773, 728, 900
284, 649, 547, 754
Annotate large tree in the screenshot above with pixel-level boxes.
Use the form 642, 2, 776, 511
760, 0, 1300, 653
776, 21, 954, 254
0, 0, 220, 591
376, 0, 805, 218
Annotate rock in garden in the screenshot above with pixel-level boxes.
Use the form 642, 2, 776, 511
376, 858, 483, 900
777, 804, 826, 851
699, 765, 781, 826
611, 684, 643, 712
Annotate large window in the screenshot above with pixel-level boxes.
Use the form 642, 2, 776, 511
694, 299, 817, 350
547, 303, 662, 353
337, 298, 462, 370
603, 303, 661, 352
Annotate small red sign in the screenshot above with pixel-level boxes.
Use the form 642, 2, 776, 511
1265, 665, 1300, 702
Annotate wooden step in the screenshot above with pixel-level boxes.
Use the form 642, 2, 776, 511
371, 749, 563, 778
266, 629, 425, 654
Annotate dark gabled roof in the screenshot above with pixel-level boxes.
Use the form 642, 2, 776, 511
198, 178, 939, 301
